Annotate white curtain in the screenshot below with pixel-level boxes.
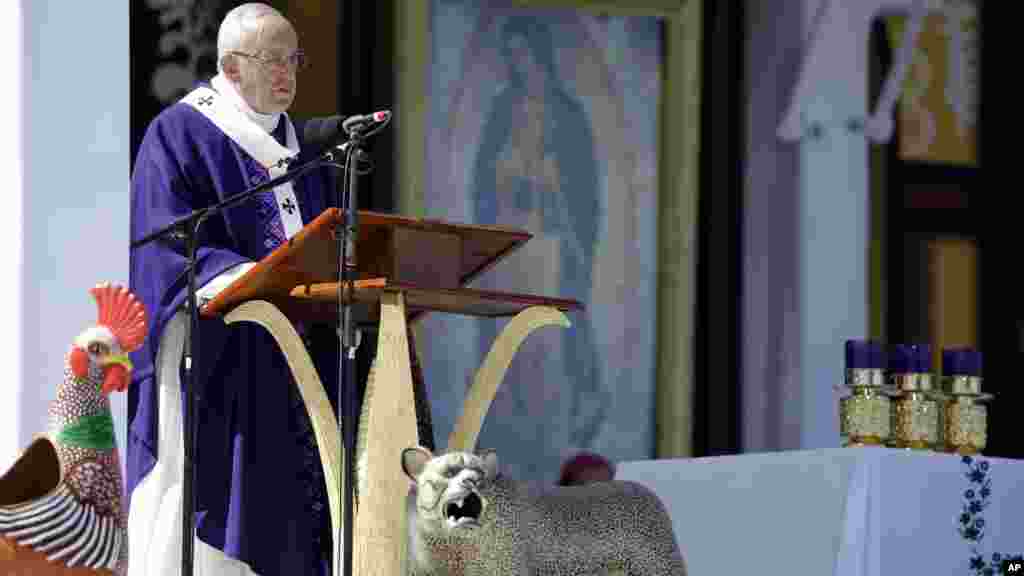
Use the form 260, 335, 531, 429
0, 0, 25, 471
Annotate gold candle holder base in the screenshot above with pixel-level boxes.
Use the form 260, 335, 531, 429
839, 382, 891, 448
893, 439, 933, 451
942, 392, 991, 455
891, 390, 942, 451
845, 436, 886, 447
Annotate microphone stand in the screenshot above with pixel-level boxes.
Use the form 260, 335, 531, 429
130, 149, 340, 576
337, 127, 368, 576
329, 112, 388, 576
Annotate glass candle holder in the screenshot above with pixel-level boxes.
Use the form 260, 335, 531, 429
941, 349, 992, 455
892, 388, 941, 450
889, 344, 941, 450
840, 382, 891, 446
838, 341, 890, 446
943, 394, 988, 454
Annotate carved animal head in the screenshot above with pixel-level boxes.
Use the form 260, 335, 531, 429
401, 447, 498, 535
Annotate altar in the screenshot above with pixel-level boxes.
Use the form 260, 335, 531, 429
618, 447, 1024, 575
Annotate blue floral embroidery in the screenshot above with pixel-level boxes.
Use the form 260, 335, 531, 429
958, 455, 1023, 575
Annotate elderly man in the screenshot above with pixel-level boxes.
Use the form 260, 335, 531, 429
127, 4, 341, 574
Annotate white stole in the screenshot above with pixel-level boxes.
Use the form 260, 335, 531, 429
180, 83, 304, 239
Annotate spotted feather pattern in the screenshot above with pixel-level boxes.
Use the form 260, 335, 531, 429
52, 351, 108, 430
64, 461, 121, 519
48, 353, 125, 525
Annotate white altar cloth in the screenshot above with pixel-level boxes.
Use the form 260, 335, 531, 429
618, 448, 1023, 575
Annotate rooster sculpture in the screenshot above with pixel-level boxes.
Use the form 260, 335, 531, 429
0, 284, 147, 575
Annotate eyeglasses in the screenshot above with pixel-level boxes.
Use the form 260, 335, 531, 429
229, 49, 307, 72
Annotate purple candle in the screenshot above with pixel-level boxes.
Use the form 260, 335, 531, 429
891, 343, 931, 374
942, 348, 983, 377
845, 340, 884, 370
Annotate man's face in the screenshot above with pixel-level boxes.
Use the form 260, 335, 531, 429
234, 15, 299, 114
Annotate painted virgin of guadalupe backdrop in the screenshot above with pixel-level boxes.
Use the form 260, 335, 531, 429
421, 0, 662, 482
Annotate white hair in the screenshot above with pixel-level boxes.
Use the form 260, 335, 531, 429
216, 3, 286, 72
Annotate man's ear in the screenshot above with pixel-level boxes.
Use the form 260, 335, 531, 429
220, 54, 241, 81
401, 446, 433, 483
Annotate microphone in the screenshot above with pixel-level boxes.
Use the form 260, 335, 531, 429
341, 110, 391, 134
302, 111, 392, 156
303, 115, 348, 152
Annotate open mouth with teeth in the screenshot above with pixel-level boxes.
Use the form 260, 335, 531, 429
444, 492, 483, 528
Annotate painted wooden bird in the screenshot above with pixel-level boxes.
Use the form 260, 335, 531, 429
0, 284, 147, 575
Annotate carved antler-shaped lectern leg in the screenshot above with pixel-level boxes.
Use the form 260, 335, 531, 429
351, 291, 419, 576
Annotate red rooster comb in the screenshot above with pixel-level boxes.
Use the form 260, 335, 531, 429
89, 283, 148, 353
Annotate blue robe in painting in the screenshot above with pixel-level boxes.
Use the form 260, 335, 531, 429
127, 89, 340, 574
473, 18, 605, 458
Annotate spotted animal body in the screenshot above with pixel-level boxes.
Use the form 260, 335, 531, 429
402, 448, 687, 576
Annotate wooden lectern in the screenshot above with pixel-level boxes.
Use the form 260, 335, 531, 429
201, 208, 581, 576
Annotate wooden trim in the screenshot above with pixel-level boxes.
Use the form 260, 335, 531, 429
928, 238, 978, 370
289, 280, 583, 314
395, 0, 429, 219
655, 0, 703, 459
